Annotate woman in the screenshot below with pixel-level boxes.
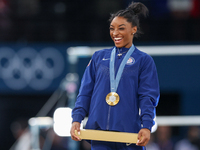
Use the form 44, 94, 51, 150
70, 1, 160, 150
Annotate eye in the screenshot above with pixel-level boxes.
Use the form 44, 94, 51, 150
109, 27, 114, 31
119, 28, 125, 30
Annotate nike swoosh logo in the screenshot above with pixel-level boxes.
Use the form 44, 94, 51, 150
102, 58, 110, 61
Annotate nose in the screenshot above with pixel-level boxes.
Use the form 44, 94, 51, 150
113, 29, 119, 36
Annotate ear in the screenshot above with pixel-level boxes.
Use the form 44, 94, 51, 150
131, 26, 137, 34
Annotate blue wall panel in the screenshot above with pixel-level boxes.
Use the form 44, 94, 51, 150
153, 55, 200, 115
0, 43, 68, 94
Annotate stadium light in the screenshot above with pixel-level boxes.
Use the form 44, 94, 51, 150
53, 107, 83, 137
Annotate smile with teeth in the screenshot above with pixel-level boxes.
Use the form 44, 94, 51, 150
114, 37, 122, 43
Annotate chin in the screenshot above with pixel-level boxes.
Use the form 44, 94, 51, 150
114, 43, 124, 48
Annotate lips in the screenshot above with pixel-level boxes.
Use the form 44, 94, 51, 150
114, 37, 122, 44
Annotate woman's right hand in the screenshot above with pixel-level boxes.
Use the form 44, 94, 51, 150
70, 122, 81, 141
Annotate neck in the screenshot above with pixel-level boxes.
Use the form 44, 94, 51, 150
116, 44, 132, 49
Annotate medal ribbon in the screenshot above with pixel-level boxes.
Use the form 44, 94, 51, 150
110, 44, 135, 92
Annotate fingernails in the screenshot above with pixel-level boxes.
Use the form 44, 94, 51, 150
136, 140, 139, 146
78, 131, 80, 135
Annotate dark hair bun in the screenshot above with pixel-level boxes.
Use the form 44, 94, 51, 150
128, 2, 148, 17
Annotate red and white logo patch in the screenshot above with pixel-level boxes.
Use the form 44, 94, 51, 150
126, 57, 135, 65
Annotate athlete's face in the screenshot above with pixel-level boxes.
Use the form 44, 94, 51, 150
110, 17, 137, 48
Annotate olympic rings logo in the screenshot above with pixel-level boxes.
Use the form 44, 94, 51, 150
0, 47, 65, 90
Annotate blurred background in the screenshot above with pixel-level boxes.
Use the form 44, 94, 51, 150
0, 0, 200, 150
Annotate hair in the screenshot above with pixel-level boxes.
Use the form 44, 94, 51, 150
109, 2, 149, 38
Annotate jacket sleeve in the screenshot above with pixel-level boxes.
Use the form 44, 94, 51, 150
72, 54, 96, 123
138, 54, 160, 131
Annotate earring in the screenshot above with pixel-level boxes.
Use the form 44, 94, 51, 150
133, 33, 134, 35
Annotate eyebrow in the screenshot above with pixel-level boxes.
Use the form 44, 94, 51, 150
110, 24, 126, 27
119, 24, 126, 27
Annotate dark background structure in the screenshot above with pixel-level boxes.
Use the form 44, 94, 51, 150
0, 0, 200, 150
0, 0, 200, 43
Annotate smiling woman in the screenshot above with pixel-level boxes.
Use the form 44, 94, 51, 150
70, 2, 160, 150
109, 17, 136, 48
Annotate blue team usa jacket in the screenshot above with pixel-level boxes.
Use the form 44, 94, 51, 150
72, 46, 160, 134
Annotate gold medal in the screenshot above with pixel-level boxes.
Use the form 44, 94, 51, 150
106, 92, 120, 106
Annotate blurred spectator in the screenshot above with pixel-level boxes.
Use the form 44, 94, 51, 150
174, 126, 200, 150
80, 140, 91, 150
156, 126, 174, 150
0, 0, 12, 40
15, 0, 40, 17
189, 0, 200, 41
190, 0, 200, 18
146, 133, 160, 150
46, 128, 91, 150
150, 0, 170, 19
167, 0, 193, 19
10, 118, 31, 150
43, 128, 69, 150
167, 0, 193, 41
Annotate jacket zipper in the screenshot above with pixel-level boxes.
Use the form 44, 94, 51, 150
106, 106, 111, 130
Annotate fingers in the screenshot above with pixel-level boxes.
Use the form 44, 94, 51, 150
136, 128, 150, 146
70, 122, 82, 141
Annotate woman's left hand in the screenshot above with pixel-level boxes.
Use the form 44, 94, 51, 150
136, 128, 151, 146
